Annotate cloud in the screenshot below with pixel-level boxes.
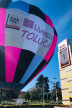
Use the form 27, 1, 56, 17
55, 9, 72, 34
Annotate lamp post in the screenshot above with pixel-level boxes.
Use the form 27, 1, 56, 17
38, 83, 45, 107
54, 77, 57, 103
47, 92, 49, 100
43, 81, 45, 107
51, 81, 53, 101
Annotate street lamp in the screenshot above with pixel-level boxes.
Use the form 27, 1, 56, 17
43, 82, 45, 107
54, 77, 57, 103
37, 83, 45, 107
51, 81, 53, 101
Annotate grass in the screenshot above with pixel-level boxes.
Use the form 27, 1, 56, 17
0, 100, 70, 107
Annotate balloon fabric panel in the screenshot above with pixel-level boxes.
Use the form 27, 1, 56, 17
23, 60, 46, 86
13, 50, 35, 83
26, 64, 47, 86
0, 8, 6, 46
5, 46, 21, 82
8, 1, 29, 12
29, 5, 45, 22
44, 14, 54, 29
20, 54, 43, 84
0, 46, 5, 82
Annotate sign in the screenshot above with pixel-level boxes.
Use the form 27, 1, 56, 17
6, 14, 21, 30
58, 39, 71, 68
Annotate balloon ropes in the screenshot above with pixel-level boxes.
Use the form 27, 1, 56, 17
0, 1, 57, 91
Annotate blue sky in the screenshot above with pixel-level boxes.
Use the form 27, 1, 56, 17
13, 0, 72, 91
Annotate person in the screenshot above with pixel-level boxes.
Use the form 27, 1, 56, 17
56, 97, 58, 104
69, 97, 72, 107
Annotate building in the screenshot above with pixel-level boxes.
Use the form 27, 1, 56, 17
58, 39, 72, 105
19, 91, 27, 95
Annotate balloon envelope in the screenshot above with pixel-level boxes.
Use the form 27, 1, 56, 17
0, 1, 57, 91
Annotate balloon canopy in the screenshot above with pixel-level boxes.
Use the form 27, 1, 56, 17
0, 1, 57, 91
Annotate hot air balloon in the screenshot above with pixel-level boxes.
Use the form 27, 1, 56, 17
0, 0, 57, 91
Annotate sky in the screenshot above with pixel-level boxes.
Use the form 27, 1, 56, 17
13, 0, 72, 91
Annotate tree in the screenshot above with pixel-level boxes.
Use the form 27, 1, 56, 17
53, 82, 60, 90
24, 92, 30, 101
18, 93, 24, 99
5, 90, 18, 100
36, 75, 49, 92
29, 88, 37, 101
0, 90, 18, 101
20, 75, 50, 101
36, 75, 49, 100
52, 82, 62, 101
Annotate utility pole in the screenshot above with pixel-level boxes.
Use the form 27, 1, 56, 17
43, 82, 45, 107
51, 81, 53, 101
54, 77, 57, 103
47, 92, 49, 100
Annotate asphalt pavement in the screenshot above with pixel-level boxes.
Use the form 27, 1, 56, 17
0, 106, 54, 108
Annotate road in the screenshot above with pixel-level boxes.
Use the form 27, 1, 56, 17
0, 106, 54, 108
